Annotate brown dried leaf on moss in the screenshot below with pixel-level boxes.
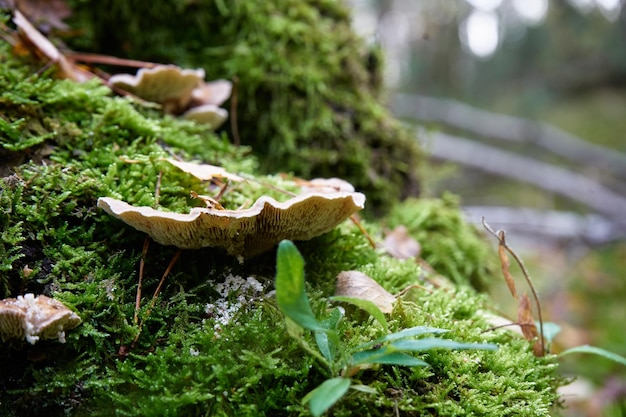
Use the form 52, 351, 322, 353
97, 190, 365, 257
382, 225, 421, 260
0, 294, 81, 344
335, 271, 395, 313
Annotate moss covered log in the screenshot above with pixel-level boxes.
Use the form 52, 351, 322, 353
0, 4, 564, 416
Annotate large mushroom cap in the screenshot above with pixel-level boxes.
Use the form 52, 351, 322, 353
98, 191, 365, 257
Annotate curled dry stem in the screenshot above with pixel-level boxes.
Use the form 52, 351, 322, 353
482, 218, 545, 356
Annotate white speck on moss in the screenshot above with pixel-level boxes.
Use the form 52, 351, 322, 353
205, 274, 266, 336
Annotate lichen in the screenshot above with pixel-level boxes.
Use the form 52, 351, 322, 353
0, 5, 563, 417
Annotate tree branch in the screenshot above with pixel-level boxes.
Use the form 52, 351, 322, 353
391, 93, 626, 180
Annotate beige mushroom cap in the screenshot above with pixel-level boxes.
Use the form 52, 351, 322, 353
109, 65, 205, 110
182, 104, 228, 129
190, 80, 233, 107
98, 191, 365, 257
0, 294, 81, 344
163, 158, 244, 182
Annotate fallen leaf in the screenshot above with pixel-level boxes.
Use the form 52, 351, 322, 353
12, 10, 90, 81
383, 225, 421, 260
335, 271, 396, 314
498, 231, 518, 299
517, 292, 538, 342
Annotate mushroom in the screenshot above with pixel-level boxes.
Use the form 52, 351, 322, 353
97, 190, 365, 257
163, 158, 244, 182
189, 79, 233, 107
0, 294, 81, 344
108, 65, 205, 113
182, 104, 229, 130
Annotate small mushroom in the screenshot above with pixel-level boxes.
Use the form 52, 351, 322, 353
0, 294, 81, 344
295, 177, 356, 194
163, 158, 244, 182
182, 104, 229, 129
97, 190, 365, 257
190, 79, 233, 107
109, 65, 205, 113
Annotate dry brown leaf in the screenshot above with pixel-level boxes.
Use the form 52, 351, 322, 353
12, 10, 90, 82
517, 292, 538, 342
383, 225, 421, 260
163, 158, 244, 182
335, 271, 396, 314
498, 233, 518, 299
97, 190, 365, 257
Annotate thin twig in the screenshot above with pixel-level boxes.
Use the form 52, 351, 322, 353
134, 236, 150, 325
65, 51, 159, 69
147, 249, 182, 315
349, 215, 376, 249
482, 218, 545, 356
133, 249, 182, 345
154, 170, 163, 206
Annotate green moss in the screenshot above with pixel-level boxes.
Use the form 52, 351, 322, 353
0, 5, 563, 417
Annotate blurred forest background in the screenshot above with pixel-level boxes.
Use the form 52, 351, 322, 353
346, 0, 626, 415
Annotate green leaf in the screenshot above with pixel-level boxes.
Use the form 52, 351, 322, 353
330, 295, 388, 333
303, 377, 351, 417
315, 308, 343, 362
275, 240, 324, 331
540, 322, 561, 344
352, 347, 429, 367
354, 326, 448, 351
558, 345, 626, 366
390, 337, 498, 352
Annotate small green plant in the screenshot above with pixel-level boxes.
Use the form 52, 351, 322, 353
275, 240, 498, 416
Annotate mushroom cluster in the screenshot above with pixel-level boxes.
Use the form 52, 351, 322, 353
109, 66, 231, 129
0, 294, 81, 344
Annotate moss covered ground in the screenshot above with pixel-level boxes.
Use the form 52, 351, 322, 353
0, 3, 565, 416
